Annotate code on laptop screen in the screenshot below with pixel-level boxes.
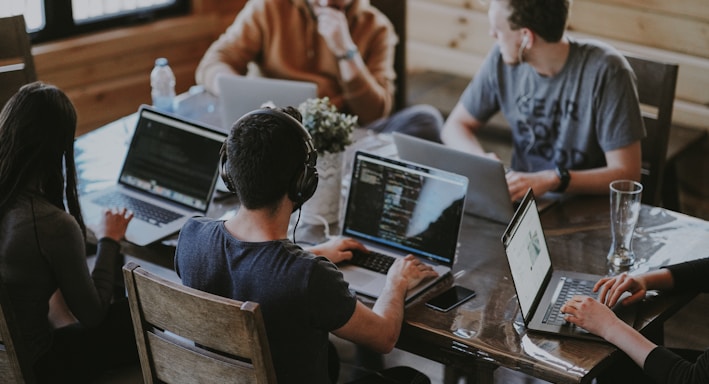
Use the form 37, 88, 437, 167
342, 152, 467, 264
119, 109, 224, 211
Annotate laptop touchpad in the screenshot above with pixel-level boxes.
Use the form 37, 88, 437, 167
344, 269, 378, 286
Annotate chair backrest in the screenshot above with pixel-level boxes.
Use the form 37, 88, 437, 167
122, 262, 277, 384
624, 54, 678, 206
0, 279, 36, 384
0, 15, 37, 109
370, 0, 407, 112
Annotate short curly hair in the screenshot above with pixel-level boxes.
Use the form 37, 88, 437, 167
502, 0, 570, 42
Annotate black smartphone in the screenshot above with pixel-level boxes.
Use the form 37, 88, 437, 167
425, 285, 476, 312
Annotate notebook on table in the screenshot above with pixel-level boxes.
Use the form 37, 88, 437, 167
217, 75, 317, 131
501, 188, 637, 340
80, 105, 226, 246
338, 151, 468, 302
393, 132, 558, 223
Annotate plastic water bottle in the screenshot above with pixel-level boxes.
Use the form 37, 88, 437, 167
150, 57, 176, 112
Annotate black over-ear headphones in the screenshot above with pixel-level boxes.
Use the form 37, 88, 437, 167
219, 108, 319, 209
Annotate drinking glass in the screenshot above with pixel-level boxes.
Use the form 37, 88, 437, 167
607, 180, 643, 268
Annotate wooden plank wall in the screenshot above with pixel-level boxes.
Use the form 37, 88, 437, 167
32, 0, 246, 136
407, 0, 709, 132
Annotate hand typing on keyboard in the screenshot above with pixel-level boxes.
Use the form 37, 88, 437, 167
306, 236, 368, 264
559, 295, 621, 339
387, 255, 439, 292
94, 207, 134, 242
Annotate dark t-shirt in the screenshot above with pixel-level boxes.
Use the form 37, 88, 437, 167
175, 217, 358, 384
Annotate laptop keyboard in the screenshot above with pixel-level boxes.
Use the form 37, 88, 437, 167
542, 277, 596, 326
349, 250, 396, 274
92, 192, 183, 226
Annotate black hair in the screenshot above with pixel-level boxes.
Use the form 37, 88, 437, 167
0, 82, 85, 236
226, 106, 307, 212
503, 0, 570, 42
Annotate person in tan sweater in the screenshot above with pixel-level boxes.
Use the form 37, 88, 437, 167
196, 0, 442, 141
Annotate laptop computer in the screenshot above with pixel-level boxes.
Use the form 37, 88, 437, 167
338, 151, 468, 302
80, 105, 226, 246
501, 188, 636, 340
217, 75, 317, 131
393, 132, 557, 224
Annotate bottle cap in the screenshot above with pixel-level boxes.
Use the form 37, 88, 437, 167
155, 57, 168, 66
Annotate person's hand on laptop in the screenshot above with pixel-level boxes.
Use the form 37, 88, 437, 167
95, 207, 134, 242
560, 295, 624, 339
505, 169, 559, 202
593, 272, 650, 308
387, 255, 439, 292
306, 236, 368, 264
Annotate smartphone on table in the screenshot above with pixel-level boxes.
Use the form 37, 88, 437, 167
425, 285, 476, 312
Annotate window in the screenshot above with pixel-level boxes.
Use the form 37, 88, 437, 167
0, 0, 190, 43
0, 0, 45, 32
72, 0, 177, 24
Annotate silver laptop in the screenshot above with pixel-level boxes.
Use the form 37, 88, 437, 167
217, 75, 317, 131
338, 151, 468, 302
501, 188, 636, 340
393, 132, 557, 224
80, 105, 226, 246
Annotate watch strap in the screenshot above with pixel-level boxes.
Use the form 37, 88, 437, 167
555, 166, 570, 192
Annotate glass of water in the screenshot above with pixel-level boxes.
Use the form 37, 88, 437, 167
607, 180, 643, 268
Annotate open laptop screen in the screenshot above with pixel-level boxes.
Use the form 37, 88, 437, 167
502, 193, 553, 319
118, 109, 225, 211
342, 152, 467, 265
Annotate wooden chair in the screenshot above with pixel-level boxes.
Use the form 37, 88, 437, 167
122, 262, 277, 384
370, 0, 407, 112
0, 279, 36, 384
624, 54, 678, 206
0, 15, 37, 109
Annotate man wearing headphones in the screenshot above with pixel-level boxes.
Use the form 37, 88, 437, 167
174, 107, 437, 384
441, 0, 645, 201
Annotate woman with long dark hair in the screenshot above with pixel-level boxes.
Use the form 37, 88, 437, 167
0, 82, 137, 382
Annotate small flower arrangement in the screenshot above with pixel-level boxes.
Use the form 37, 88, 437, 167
298, 97, 358, 154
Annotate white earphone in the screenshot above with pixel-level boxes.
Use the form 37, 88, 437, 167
518, 34, 530, 63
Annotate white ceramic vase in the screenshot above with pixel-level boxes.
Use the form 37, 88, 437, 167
300, 151, 345, 225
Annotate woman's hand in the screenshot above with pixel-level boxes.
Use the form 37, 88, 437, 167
94, 207, 133, 242
594, 272, 648, 307
560, 295, 622, 338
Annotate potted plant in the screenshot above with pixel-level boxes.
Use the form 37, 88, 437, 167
298, 97, 358, 224
298, 97, 358, 154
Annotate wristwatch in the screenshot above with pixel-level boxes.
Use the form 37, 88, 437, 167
555, 166, 570, 193
336, 47, 359, 61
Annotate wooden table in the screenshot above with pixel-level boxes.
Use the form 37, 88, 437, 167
397, 196, 709, 384
76, 103, 709, 384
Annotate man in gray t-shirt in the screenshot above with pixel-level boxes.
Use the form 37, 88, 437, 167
442, 0, 645, 201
